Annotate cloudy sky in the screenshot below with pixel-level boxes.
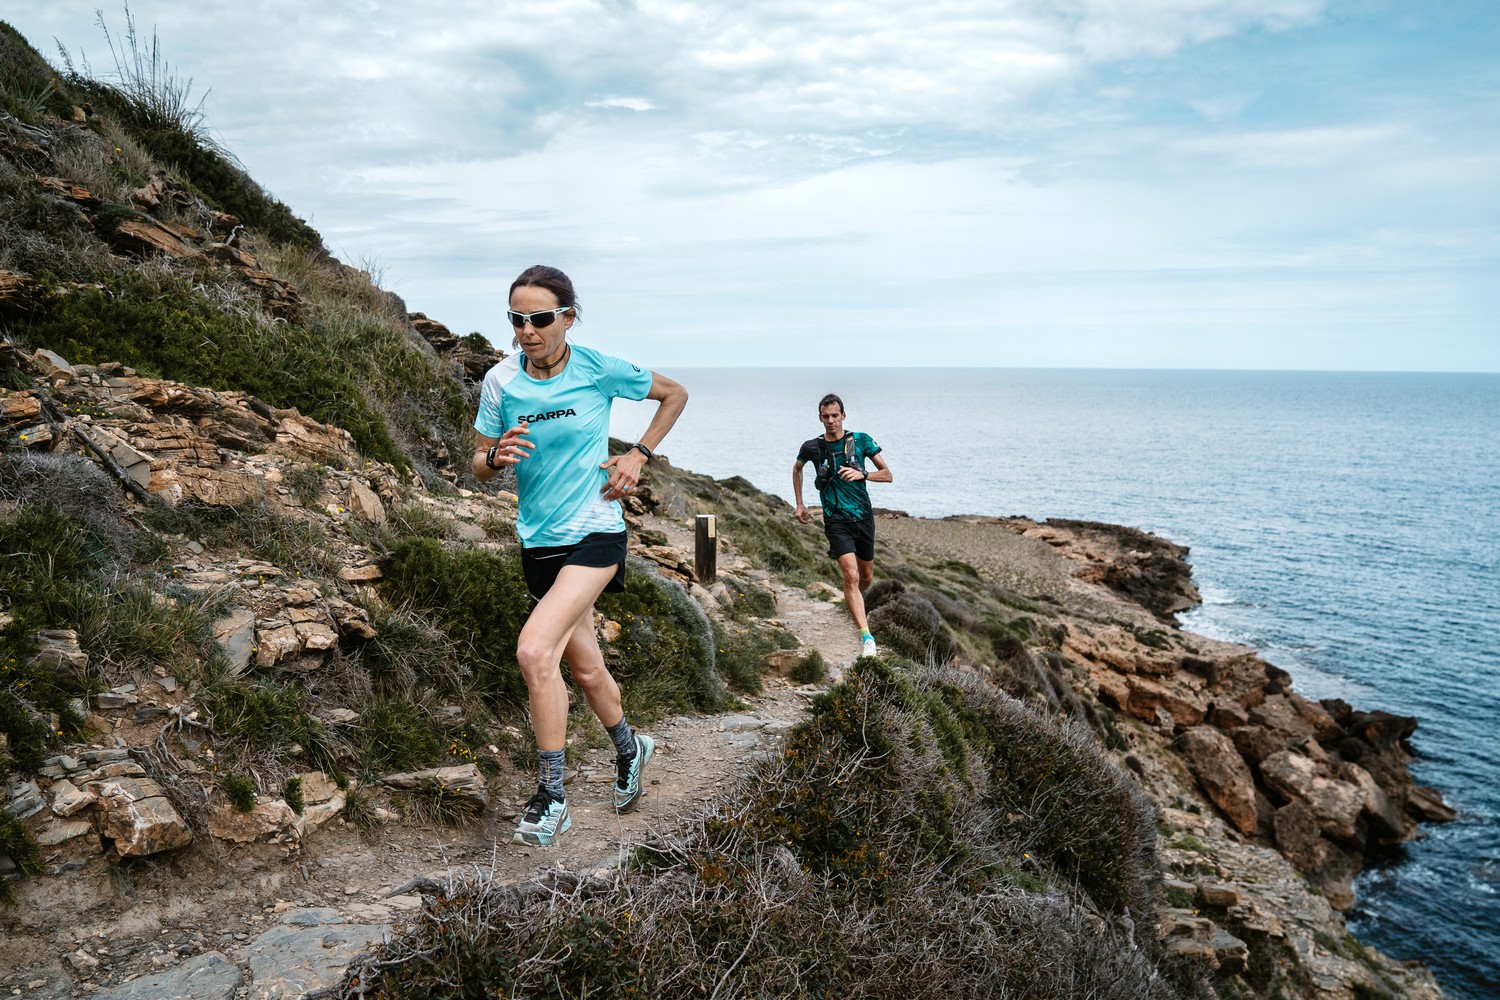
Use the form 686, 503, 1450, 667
8, 1, 1498, 370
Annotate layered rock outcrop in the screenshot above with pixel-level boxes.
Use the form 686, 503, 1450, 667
1000, 517, 1452, 912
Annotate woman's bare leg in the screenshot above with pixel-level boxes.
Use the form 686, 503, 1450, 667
514, 564, 618, 751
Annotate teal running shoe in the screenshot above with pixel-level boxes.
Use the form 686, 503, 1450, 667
613, 733, 654, 814
512, 784, 571, 846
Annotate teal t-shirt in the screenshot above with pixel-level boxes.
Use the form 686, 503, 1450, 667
474, 344, 653, 546
797, 431, 881, 521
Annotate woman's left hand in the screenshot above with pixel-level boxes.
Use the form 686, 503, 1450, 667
600, 449, 647, 501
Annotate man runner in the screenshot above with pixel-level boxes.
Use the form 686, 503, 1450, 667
793, 393, 892, 657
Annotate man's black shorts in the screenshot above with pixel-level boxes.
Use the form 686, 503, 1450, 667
824, 516, 875, 562
521, 531, 627, 601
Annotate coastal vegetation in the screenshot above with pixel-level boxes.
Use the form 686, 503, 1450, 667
349, 656, 1178, 999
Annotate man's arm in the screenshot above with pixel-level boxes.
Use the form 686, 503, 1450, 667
792, 460, 811, 523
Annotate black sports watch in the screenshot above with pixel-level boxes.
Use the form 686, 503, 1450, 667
630, 442, 653, 461
485, 445, 502, 469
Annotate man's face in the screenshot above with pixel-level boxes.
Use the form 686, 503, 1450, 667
819, 403, 845, 438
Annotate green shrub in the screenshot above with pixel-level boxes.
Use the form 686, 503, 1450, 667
595, 562, 728, 719
355, 602, 466, 697
341, 783, 375, 830
223, 773, 257, 813
0, 809, 42, 906
377, 538, 531, 707
200, 680, 341, 772
285, 466, 323, 507
958, 676, 1161, 925
865, 583, 959, 664
281, 776, 305, 815
789, 648, 828, 685
355, 699, 445, 775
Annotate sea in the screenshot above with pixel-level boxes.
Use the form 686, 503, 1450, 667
612, 367, 1500, 999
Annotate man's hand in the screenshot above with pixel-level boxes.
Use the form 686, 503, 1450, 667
837, 466, 866, 481
795, 503, 811, 524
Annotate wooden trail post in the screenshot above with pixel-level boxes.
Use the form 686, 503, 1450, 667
695, 514, 717, 585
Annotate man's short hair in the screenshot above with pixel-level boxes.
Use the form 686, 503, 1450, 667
818, 393, 845, 414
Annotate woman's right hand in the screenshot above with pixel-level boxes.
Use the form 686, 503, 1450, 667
491, 421, 534, 465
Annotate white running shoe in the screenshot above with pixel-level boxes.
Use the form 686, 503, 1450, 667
513, 784, 571, 846
861, 636, 878, 658
613, 733, 655, 814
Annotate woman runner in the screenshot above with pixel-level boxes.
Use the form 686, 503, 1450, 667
471, 264, 688, 846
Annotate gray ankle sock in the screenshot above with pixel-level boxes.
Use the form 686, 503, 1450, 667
538, 748, 566, 801
606, 717, 636, 760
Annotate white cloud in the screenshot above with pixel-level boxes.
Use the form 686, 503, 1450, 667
585, 96, 659, 111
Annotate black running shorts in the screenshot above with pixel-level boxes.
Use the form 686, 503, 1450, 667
521, 530, 628, 601
824, 516, 875, 562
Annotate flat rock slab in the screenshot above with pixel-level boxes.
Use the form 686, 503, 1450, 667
245, 909, 385, 999
93, 951, 241, 1000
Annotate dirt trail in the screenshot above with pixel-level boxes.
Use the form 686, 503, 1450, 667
0, 554, 861, 998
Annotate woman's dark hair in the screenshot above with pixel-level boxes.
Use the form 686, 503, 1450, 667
510, 264, 580, 320
818, 393, 845, 414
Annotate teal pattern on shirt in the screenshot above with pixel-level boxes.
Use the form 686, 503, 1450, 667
797, 431, 881, 521
475, 344, 652, 547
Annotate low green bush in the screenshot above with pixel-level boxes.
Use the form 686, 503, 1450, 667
284, 466, 323, 507
354, 601, 467, 698
865, 581, 959, 664
282, 775, 305, 815
224, 773, 257, 813
394, 777, 485, 827
350, 658, 1176, 999
595, 563, 728, 719
377, 537, 531, 708
200, 680, 342, 774
789, 648, 828, 685
354, 699, 445, 775
0, 809, 42, 906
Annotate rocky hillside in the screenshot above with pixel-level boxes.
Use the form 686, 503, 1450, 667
0, 18, 1453, 1000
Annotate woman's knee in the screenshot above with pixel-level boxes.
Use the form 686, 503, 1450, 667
515, 636, 559, 684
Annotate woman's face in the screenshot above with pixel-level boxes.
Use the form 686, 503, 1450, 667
509, 284, 574, 362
